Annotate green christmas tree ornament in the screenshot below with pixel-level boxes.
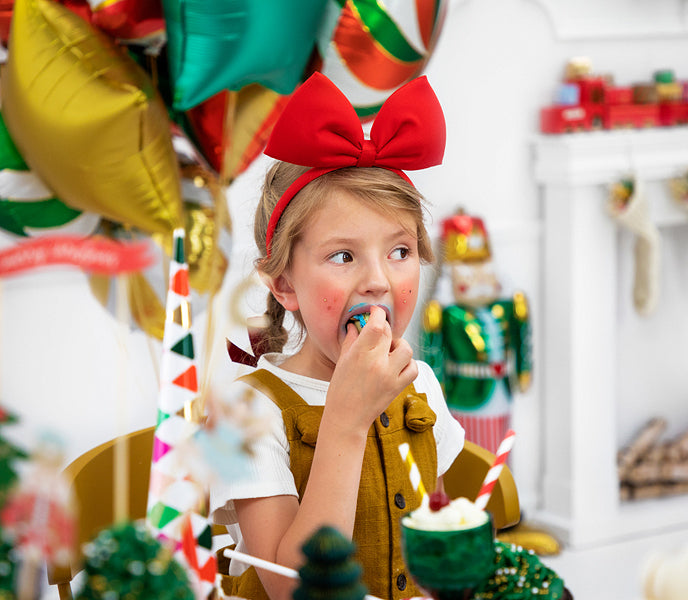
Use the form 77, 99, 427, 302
75, 520, 194, 600
0, 530, 19, 599
0, 407, 28, 508
293, 526, 367, 600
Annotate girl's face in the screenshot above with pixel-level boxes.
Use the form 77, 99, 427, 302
278, 191, 421, 380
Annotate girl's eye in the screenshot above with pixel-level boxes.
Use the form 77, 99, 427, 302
390, 247, 410, 260
329, 251, 353, 264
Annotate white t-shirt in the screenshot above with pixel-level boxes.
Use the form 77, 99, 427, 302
210, 353, 465, 574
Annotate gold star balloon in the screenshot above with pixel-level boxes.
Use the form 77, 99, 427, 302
1, 0, 183, 237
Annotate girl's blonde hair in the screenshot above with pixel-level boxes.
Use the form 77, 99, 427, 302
254, 161, 434, 353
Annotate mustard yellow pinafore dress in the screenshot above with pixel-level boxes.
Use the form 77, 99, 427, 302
221, 369, 438, 600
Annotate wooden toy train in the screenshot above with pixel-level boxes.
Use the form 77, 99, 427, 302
540, 59, 688, 134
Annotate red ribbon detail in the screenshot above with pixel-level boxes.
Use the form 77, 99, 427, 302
263, 72, 446, 254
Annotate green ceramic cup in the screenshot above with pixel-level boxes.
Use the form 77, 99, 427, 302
400, 513, 495, 600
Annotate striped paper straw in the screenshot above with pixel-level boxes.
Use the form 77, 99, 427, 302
223, 548, 385, 600
398, 442, 427, 500
474, 429, 516, 511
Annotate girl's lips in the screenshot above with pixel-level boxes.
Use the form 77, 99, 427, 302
342, 303, 392, 332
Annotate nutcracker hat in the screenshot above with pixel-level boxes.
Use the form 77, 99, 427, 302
441, 212, 491, 263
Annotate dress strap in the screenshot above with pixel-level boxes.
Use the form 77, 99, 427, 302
237, 369, 308, 411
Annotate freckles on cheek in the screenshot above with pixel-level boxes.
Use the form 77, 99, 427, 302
320, 290, 345, 314
395, 283, 417, 318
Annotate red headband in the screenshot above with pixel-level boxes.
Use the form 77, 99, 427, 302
263, 72, 446, 255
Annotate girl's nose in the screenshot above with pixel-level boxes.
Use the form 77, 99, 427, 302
360, 260, 390, 295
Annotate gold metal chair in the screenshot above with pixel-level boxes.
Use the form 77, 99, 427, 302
47, 426, 155, 600
442, 439, 521, 530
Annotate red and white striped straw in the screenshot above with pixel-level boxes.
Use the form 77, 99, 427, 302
474, 429, 516, 511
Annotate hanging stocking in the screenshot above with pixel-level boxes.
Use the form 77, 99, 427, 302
607, 178, 660, 316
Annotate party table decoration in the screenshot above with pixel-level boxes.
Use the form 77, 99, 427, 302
294, 526, 368, 600
162, 0, 327, 111
146, 228, 216, 599
316, 0, 448, 120
75, 520, 194, 600
1, 0, 183, 237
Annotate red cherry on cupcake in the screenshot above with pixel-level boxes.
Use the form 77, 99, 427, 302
429, 490, 451, 511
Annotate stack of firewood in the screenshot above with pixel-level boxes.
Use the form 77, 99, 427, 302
618, 417, 688, 500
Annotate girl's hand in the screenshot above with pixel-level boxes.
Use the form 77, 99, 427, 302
326, 305, 418, 433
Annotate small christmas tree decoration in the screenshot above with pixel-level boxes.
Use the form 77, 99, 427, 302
75, 520, 194, 600
0, 530, 19, 599
606, 178, 660, 316
293, 526, 367, 600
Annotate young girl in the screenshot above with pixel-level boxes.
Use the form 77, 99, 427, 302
212, 73, 465, 600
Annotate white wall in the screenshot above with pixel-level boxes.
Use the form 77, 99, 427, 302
3, 0, 688, 520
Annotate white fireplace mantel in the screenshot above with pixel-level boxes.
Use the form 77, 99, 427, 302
533, 128, 688, 548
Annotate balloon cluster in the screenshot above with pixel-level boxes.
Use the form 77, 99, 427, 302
0, 0, 447, 337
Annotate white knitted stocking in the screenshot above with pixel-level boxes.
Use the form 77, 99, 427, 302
607, 180, 660, 316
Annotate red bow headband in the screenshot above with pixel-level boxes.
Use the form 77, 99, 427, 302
263, 72, 446, 255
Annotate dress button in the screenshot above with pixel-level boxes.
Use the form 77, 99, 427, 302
380, 412, 390, 427
396, 573, 407, 591
394, 493, 406, 509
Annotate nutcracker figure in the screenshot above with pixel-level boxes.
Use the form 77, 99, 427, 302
420, 212, 532, 454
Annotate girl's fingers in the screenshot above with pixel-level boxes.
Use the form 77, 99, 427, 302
389, 338, 416, 377
356, 307, 391, 349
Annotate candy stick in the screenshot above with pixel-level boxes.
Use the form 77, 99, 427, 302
474, 429, 516, 511
224, 548, 299, 580
222, 548, 385, 600
398, 442, 427, 500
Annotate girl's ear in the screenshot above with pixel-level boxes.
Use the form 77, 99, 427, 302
260, 272, 299, 312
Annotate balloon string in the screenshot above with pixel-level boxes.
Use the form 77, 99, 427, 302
147, 54, 159, 90
220, 92, 238, 184
199, 289, 217, 417
114, 274, 130, 524
126, 273, 160, 382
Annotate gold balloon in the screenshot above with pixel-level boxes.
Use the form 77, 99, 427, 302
89, 170, 230, 340
89, 271, 166, 340
1, 0, 183, 236
156, 165, 230, 296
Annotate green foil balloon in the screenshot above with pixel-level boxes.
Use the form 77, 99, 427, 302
162, 0, 327, 111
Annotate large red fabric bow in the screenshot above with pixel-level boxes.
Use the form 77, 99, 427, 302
263, 72, 446, 254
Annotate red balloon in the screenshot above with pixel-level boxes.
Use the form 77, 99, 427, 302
90, 0, 164, 44
0, 0, 14, 44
